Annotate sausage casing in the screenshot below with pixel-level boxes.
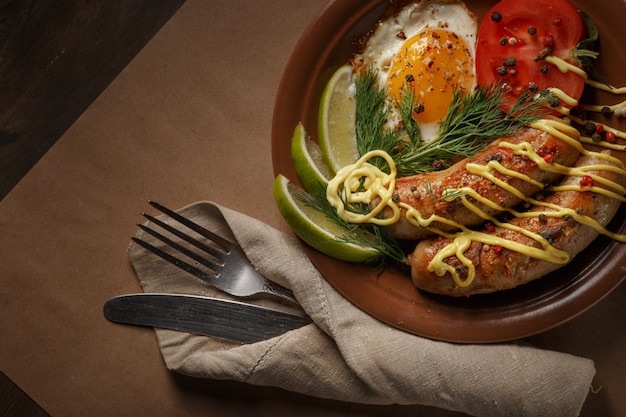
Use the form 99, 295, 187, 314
407, 152, 625, 296
391, 127, 581, 239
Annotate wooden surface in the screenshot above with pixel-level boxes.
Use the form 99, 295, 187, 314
0, 0, 625, 416
0, 0, 184, 200
0, 0, 184, 414
0, 372, 48, 417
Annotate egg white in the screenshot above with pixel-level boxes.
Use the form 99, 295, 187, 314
353, 0, 478, 142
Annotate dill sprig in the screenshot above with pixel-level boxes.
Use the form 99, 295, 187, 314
355, 68, 401, 171
574, 11, 607, 85
298, 184, 407, 267
397, 83, 547, 175
354, 69, 547, 177
304, 69, 547, 267
397, 84, 422, 146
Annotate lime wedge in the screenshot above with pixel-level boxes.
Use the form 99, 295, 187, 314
273, 174, 379, 263
291, 122, 333, 193
318, 64, 359, 174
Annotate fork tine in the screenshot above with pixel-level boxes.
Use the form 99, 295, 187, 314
148, 200, 233, 251
140, 201, 299, 304
131, 236, 218, 284
142, 213, 227, 262
137, 223, 222, 272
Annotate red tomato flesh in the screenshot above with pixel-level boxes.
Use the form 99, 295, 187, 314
475, 0, 586, 113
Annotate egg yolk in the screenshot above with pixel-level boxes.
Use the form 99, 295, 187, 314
387, 29, 475, 124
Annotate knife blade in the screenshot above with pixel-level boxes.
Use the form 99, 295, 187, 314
103, 293, 311, 343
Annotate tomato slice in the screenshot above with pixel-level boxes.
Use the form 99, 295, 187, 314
475, 0, 586, 113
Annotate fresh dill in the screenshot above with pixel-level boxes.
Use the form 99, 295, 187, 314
397, 84, 422, 146
354, 69, 547, 177
354, 68, 402, 171
439, 187, 468, 201
423, 180, 435, 200
298, 184, 407, 266
305, 68, 547, 267
398, 83, 547, 175
574, 11, 606, 85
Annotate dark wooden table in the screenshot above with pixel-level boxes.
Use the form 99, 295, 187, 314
0, 0, 184, 414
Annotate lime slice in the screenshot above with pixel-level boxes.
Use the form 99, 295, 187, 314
273, 174, 379, 263
318, 64, 359, 174
291, 122, 334, 193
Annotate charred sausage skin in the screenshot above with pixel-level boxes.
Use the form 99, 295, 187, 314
391, 127, 581, 239
407, 152, 625, 297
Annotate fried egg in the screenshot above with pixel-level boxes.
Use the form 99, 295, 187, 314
354, 0, 478, 142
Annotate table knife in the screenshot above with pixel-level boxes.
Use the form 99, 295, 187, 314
103, 293, 311, 343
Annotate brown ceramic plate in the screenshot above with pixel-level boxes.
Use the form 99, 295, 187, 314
271, 0, 626, 343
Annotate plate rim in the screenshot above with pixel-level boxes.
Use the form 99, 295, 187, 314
271, 0, 626, 343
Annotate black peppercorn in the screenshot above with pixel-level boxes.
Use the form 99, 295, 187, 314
503, 57, 517, 67
548, 95, 561, 108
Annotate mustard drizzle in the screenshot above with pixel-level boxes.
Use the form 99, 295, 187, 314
424, 118, 626, 286
326, 119, 626, 288
418, 54, 626, 286
326, 150, 401, 226
326, 53, 626, 288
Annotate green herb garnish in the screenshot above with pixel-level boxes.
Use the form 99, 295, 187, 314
354, 69, 547, 177
355, 67, 401, 169
299, 183, 407, 266
306, 67, 547, 267
398, 83, 546, 175
575, 11, 607, 85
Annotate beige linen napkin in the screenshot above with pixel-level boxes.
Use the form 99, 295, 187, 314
128, 201, 595, 417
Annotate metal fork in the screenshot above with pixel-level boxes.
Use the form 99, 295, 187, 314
132, 201, 298, 305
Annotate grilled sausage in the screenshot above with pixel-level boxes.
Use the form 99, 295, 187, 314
407, 151, 625, 296
390, 126, 581, 239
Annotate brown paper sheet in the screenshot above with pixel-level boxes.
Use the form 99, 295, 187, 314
1, 0, 625, 416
